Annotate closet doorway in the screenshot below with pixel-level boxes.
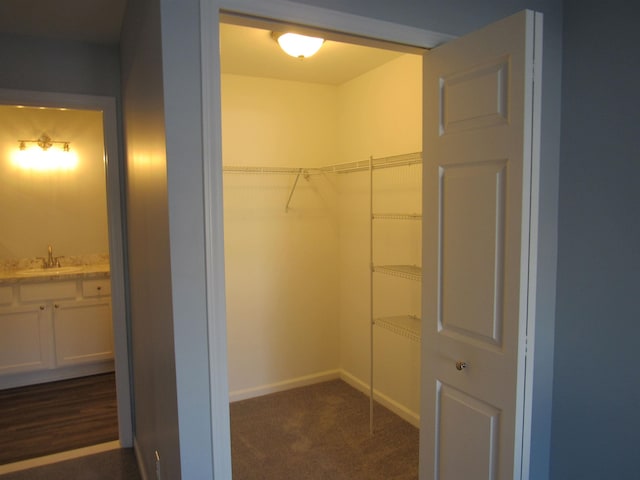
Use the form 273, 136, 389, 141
210, 7, 542, 479
219, 15, 424, 474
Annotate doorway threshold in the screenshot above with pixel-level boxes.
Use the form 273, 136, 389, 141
0, 440, 120, 475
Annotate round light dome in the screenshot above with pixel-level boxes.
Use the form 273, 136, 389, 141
274, 32, 324, 59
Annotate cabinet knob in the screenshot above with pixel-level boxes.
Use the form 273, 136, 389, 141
97, 286, 102, 291
54, 304, 59, 309
455, 361, 468, 371
39, 305, 45, 311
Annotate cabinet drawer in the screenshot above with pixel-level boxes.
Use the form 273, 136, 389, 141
82, 279, 111, 297
20, 281, 77, 302
0, 286, 12, 305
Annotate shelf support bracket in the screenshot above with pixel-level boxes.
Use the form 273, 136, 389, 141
285, 168, 305, 213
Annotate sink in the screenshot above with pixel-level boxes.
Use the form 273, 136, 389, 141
15, 266, 85, 277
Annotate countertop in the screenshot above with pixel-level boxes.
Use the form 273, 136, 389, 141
0, 264, 111, 284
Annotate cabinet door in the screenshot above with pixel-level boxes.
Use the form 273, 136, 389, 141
53, 299, 114, 366
0, 304, 53, 374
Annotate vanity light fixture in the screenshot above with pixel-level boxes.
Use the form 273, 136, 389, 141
272, 32, 324, 59
18, 133, 70, 152
13, 133, 77, 171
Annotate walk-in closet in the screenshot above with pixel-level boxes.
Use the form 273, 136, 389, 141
220, 18, 423, 441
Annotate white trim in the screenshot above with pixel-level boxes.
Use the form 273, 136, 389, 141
201, 2, 538, 480
202, 2, 453, 478
229, 369, 340, 402
520, 12, 544, 480
0, 89, 133, 448
340, 370, 420, 428
134, 437, 150, 480
215, 0, 454, 49
0, 361, 114, 389
200, 4, 233, 480
0, 440, 121, 475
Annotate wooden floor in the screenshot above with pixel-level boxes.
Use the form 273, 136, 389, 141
0, 373, 119, 465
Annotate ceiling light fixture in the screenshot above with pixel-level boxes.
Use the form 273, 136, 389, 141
272, 32, 324, 59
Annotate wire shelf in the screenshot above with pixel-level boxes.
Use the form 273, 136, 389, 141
224, 152, 422, 176
322, 152, 422, 174
374, 315, 421, 342
373, 264, 422, 281
372, 213, 422, 220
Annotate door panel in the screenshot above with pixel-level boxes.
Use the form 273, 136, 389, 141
437, 382, 500, 480
440, 56, 509, 135
440, 160, 506, 347
421, 10, 541, 480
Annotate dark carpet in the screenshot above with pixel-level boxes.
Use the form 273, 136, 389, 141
0, 373, 119, 464
231, 379, 419, 480
0, 449, 140, 480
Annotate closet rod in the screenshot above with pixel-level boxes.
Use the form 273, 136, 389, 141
222, 165, 323, 175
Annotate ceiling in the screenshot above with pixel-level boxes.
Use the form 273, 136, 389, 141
0, 1, 408, 85
220, 23, 405, 85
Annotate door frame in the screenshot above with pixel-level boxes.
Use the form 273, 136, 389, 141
0, 89, 133, 447
200, 1, 539, 478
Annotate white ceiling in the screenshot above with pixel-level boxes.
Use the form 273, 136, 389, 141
0, 1, 407, 85
220, 23, 405, 85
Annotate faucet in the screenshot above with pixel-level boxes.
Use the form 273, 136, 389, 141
42, 244, 61, 268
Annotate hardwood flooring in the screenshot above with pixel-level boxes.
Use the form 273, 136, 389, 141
0, 373, 119, 465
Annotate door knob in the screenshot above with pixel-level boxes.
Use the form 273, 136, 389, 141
455, 361, 467, 371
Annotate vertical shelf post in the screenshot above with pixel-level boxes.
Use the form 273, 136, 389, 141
369, 156, 374, 435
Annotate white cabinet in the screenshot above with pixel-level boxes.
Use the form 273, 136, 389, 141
0, 274, 113, 388
53, 299, 113, 366
0, 304, 53, 374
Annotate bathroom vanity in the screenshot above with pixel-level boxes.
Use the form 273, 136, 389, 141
0, 264, 113, 389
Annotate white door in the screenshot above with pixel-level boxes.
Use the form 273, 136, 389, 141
420, 10, 541, 480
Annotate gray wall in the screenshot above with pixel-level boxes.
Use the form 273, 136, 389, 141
120, 0, 181, 478
551, 1, 640, 478
0, 33, 120, 97
120, 0, 214, 478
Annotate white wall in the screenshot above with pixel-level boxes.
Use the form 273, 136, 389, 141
336, 54, 422, 420
0, 106, 108, 260
222, 74, 340, 397
222, 54, 422, 421
222, 75, 338, 168
336, 54, 422, 163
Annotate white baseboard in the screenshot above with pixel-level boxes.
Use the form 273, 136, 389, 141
133, 437, 149, 480
229, 369, 341, 402
228, 368, 419, 428
340, 370, 420, 428
0, 441, 120, 475
0, 361, 115, 389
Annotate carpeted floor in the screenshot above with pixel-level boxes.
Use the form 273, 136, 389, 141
231, 379, 419, 480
